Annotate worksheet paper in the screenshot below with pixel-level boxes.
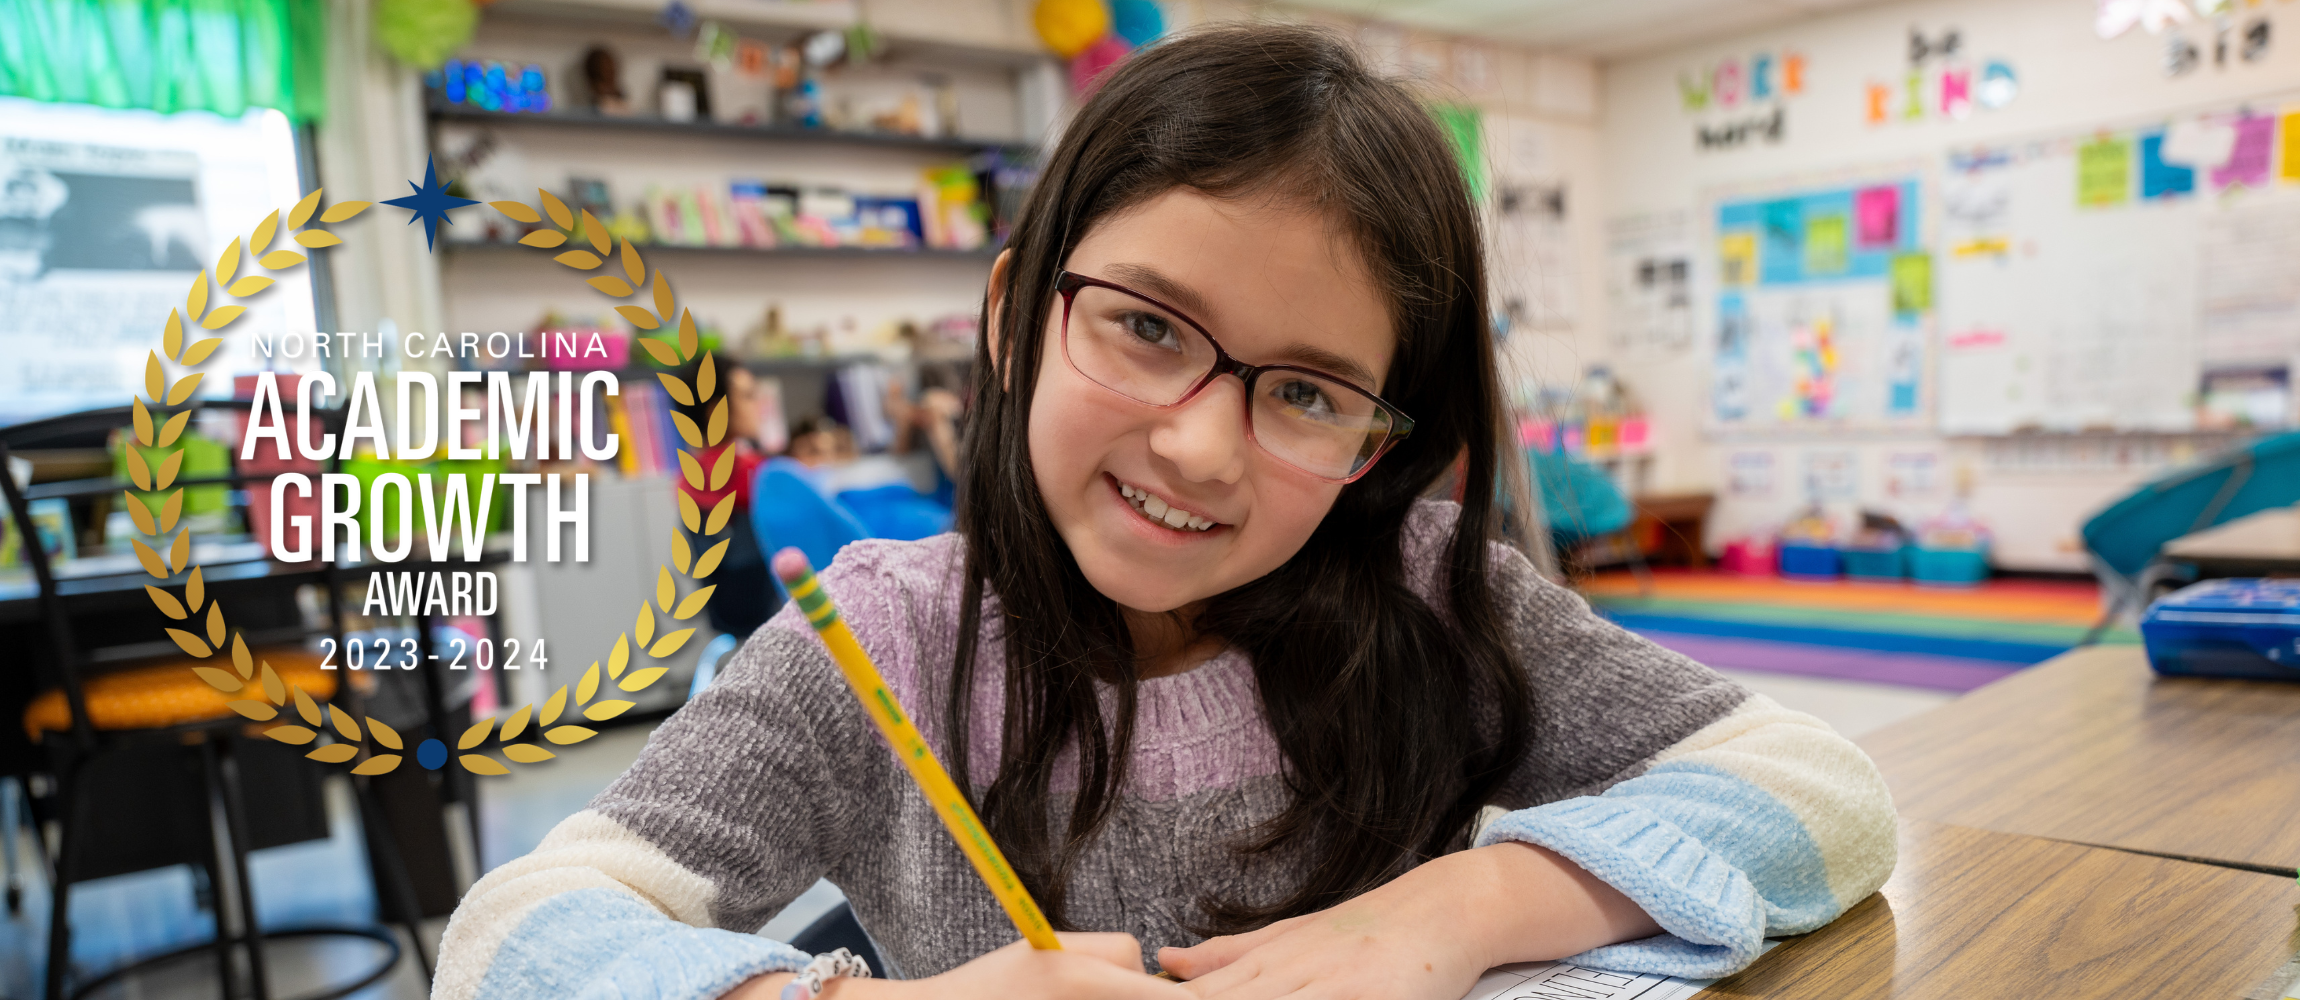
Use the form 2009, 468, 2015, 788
1460, 962, 1707, 1000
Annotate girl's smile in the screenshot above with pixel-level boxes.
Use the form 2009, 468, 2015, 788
1110, 474, 1225, 533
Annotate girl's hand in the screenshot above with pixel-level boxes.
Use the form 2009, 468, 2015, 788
727, 932, 1190, 1000
1156, 843, 1662, 1000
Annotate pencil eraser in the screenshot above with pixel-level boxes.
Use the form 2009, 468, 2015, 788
772, 547, 814, 584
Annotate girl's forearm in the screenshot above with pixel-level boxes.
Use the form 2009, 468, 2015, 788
725, 972, 909, 1000
1453, 841, 1663, 969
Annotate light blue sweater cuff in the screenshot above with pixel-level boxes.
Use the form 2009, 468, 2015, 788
1476, 797, 1766, 979
476, 887, 813, 1000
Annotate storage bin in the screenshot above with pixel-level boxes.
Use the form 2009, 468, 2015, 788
1718, 538, 1777, 576
1907, 546, 1988, 587
1778, 543, 1841, 580
1841, 546, 1906, 581
2140, 578, 2300, 681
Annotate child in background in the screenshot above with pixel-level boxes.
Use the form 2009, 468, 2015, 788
439, 25, 1894, 1000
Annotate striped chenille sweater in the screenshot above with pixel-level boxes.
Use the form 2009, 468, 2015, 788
435, 502, 1897, 1000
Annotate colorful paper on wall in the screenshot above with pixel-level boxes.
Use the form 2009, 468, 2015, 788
2077, 135, 2131, 207
1855, 185, 1899, 247
2139, 130, 2196, 199
1804, 213, 1849, 275
2281, 111, 2300, 182
1719, 232, 1758, 286
2210, 113, 2276, 190
1891, 252, 1933, 314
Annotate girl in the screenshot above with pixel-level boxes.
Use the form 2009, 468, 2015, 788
437, 24, 1895, 1000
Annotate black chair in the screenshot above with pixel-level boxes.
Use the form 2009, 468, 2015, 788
787, 902, 883, 978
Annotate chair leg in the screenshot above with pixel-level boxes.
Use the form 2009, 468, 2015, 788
42, 761, 79, 1000
3, 777, 22, 917
206, 737, 270, 1000
355, 777, 434, 983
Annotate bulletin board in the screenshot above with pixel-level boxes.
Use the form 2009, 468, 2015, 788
1709, 176, 1933, 434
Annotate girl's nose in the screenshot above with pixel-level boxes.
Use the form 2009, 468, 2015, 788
1148, 376, 1249, 485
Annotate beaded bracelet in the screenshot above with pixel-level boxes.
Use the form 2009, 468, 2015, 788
779, 948, 872, 1000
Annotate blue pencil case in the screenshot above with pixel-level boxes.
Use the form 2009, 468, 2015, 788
2139, 578, 2300, 681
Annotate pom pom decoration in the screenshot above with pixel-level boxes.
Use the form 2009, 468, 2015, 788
1069, 33, 1132, 99
1109, 0, 1164, 47
375, 0, 479, 70
1035, 0, 1111, 59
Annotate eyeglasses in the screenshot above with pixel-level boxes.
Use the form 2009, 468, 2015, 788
1054, 270, 1414, 484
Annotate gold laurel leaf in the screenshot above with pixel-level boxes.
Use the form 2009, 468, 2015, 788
518, 229, 567, 248
226, 700, 276, 721
652, 273, 674, 328
491, 200, 542, 223
694, 539, 732, 579
583, 700, 634, 722
458, 716, 496, 750
131, 397, 153, 446
156, 449, 185, 490
166, 629, 213, 657
540, 189, 574, 229
162, 312, 183, 366
293, 685, 322, 725
540, 686, 569, 725
188, 566, 207, 614
655, 567, 674, 612
708, 447, 735, 490
144, 584, 182, 618
587, 276, 633, 297
289, 190, 323, 228
503, 743, 556, 763
698, 353, 717, 401
131, 537, 167, 577
456, 753, 509, 775
330, 705, 363, 741
673, 586, 716, 621
705, 494, 737, 535
669, 412, 703, 449
499, 704, 533, 741
225, 276, 271, 298
144, 353, 164, 401
216, 237, 241, 285
167, 525, 190, 571
676, 490, 701, 532
187, 270, 209, 320
576, 661, 601, 705
350, 755, 402, 775
617, 306, 661, 331
636, 604, 657, 647
163, 489, 186, 533
192, 667, 241, 692
293, 230, 343, 249
655, 374, 694, 406
166, 372, 204, 406
544, 725, 598, 745
706, 397, 728, 446
319, 200, 373, 223
553, 250, 601, 270
158, 410, 191, 447
259, 250, 305, 269
671, 532, 692, 575
182, 338, 224, 366
638, 337, 678, 365
581, 210, 609, 253
229, 630, 249, 677
307, 744, 358, 764
650, 629, 696, 657
607, 633, 630, 679
199, 305, 245, 330
266, 724, 316, 745
252, 210, 280, 252
679, 450, 704, 490
620, 239, 644, 284
368, 718, 403, 750
618, 666, 668, 692
260, 663, 285, 704
678, 309, 699, 360
204, 599, 224, 646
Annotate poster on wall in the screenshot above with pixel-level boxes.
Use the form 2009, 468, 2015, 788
1606, 211, 1694, 352
1708, 178, 1932, 433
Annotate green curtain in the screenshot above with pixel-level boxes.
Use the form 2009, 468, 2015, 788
0, 0, 328, 122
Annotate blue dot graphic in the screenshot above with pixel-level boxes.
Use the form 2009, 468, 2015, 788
416, 739, 448, 770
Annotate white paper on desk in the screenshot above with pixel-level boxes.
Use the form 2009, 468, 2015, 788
1459, 942, 1779, 1000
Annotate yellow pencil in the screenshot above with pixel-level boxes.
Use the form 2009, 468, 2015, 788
772, 548, 1062, 951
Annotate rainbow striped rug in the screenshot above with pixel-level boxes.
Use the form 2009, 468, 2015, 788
1582, 571, 2138, 692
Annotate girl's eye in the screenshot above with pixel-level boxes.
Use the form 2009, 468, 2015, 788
1117, 311, 1181, 350
1273, 379, 1335, 415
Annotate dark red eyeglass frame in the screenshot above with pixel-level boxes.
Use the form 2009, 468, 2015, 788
1052, 269, 1415, 484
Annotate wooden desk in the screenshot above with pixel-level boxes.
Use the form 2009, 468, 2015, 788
1633, 492, 1715, 569
2163, 505, 2300, 576
1858, 645, 2300, 872
1705, 819, 2298, 998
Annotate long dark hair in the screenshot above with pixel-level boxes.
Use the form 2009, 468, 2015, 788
950, 23, 1531, 934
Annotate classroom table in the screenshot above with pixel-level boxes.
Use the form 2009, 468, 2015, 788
1701, 819, 2299, 999
2162, 504, 2300, 577
1857, 644, 2300, 873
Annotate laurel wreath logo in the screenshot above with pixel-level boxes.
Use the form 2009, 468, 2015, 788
139, 188, 736, 776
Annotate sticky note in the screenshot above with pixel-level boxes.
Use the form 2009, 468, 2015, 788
2078, 135, 2131, 208
1805, 214, 1849, 275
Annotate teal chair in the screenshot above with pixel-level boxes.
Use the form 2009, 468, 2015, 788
1528, 447, 1651, 592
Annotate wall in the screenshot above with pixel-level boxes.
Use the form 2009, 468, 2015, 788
1597, 0, 2300, 570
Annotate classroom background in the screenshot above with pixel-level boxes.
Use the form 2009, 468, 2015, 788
4, 0, 2300, 996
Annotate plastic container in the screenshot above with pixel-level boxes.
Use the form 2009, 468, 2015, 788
1907, 546, 1989, 587
1841, 546, 1907, 582
2140, 578, 2300, 681
1778, 543, 1841, 580
1718, 537, 1778, 577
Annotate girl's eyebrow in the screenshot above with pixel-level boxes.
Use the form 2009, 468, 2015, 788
1104, 261, 1381, 388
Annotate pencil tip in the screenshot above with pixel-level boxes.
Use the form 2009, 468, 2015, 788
772, 547, 813, 583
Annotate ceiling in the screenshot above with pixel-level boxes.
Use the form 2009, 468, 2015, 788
1282, 0, 1905, 60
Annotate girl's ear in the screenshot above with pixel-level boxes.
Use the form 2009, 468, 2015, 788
984, 248, 1014, 391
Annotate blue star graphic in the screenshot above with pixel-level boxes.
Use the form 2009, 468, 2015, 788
383, 156, 479, 251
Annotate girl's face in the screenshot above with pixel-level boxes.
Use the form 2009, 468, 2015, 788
1001, 187, 1396, 614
